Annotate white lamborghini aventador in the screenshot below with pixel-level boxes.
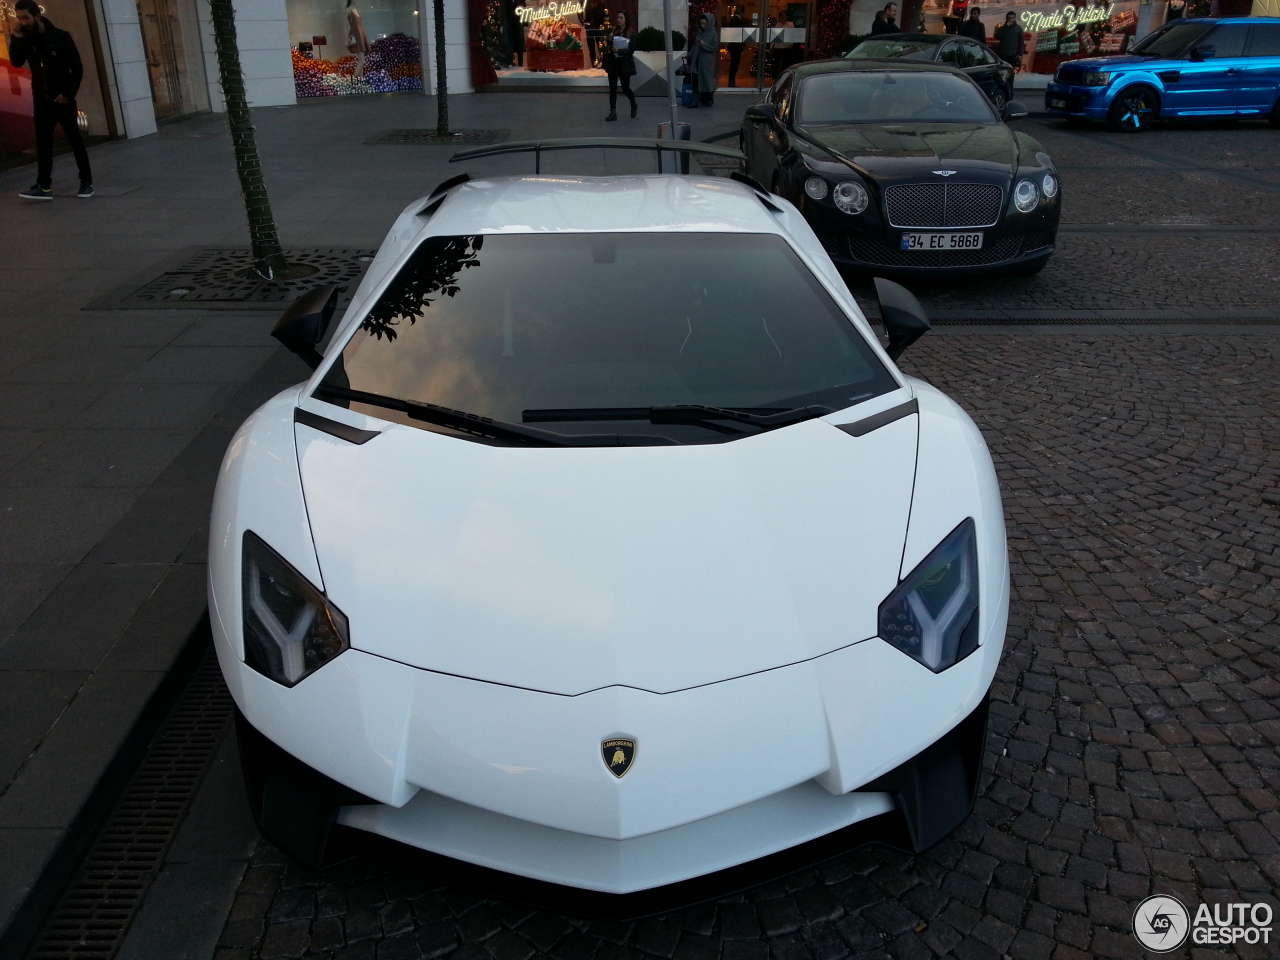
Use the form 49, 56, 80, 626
209, 153, 1008, 907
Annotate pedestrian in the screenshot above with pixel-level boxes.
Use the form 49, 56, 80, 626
725, 6, 746, 87
686, 13, 719, 108
959, 6, 986, 43
994, 11, 1024, 70
5, 0, 93, 200
774, 12, 797, 72
602, 10, 637, 121
871, 3, 898, 34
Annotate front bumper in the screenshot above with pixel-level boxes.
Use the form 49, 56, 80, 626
1045, 81, 1111, 120
217, 595, 1006, 894
805, 205, 1059, 275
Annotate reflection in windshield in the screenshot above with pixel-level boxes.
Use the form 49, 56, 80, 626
848, 39, 937, 60
322, 233, 895, 430
800, 72, 996, 125
1131, 21, 1213, 58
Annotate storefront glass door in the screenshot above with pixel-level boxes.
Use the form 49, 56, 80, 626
136, 0, 209, 119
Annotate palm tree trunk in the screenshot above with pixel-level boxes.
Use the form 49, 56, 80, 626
433, 0, 450, 136
209, 0, 288, 279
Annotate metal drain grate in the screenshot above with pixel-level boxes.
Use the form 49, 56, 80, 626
91, 248, 375, 310
368, 128, 505, 145
24, 647, 233, 960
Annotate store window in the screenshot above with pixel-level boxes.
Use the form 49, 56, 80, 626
1, 0, 113, 170
288, 0, 423, 97
717, 1, 808, 91
480, 0, 636, 83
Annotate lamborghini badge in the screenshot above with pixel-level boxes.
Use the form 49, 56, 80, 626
602, 738, 636, 778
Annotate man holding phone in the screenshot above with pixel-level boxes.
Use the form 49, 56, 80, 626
5, 0, 94, 200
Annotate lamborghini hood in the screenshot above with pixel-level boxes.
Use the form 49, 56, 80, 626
295, 405, 918, 695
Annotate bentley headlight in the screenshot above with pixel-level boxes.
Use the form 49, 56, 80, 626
1014, 179, 1039, 213
833, 180, 869, 215
1041, 173, 1058, 200
878, 519, 979, 673
242, 531, 349, 687
804, 176, 829, 200
1081, 71, 1111, 86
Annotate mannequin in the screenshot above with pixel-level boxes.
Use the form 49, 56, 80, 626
346, 0, 370, 75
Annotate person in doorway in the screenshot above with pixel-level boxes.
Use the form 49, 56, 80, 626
958, 7, 986, 42
725, 6, 746, 87
602, 10, 637, 121
1165, 0, 1186, 19
774, 12, 797, 73
871, 2, 898, 34
5, 0, 93, 200
994, 11, 1024, 69
686, 13, 719, 107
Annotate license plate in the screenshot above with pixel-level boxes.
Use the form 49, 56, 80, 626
1048, 98, 1068, 108
900, 232, 984, 251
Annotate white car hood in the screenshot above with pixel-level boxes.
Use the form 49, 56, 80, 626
296, 407, 918, 695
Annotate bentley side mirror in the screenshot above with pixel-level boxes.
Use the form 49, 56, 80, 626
1189, 44, 1214, 61
1003, 100, 1029, 120
874, 277, 931, 360
745, 102, 776, 122
272, 284, 341, 369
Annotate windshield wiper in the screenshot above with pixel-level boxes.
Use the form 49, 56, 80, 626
316, 385, 671, 446
524, 404, 835, 432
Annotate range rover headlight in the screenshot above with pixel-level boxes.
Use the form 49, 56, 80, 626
1081, 71, 1111, 86
242, 531, 349, 687
1041, 173, 1058, 199
878, 519, 979, 673
833, 180, 869, 215
1014, 178, 1039, 213
804, 176, 829, 200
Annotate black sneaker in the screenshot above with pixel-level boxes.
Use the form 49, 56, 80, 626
77, 181, 94, 198
19, 184, 52, 201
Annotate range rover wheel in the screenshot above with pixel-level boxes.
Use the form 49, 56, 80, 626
1108, 86, 1158, 132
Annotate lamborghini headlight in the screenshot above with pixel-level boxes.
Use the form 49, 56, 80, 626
878, 519, 979, 673
242, 531, 349, 687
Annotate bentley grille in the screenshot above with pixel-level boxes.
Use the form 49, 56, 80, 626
885, 183, 1004, 229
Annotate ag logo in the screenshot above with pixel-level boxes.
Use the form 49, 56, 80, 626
601, 738, 636, 778
1133, 895, 1190, 952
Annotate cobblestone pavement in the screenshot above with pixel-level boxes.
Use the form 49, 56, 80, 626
213, 331, 1280, 960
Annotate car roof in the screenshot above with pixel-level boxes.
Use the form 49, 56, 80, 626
789, 57, 971, 79
424, 175, 791, 237
851, 32, 947, 45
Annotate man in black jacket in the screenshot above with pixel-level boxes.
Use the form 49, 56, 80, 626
871, 3, 898, 34
958, 7, 986, 43
6, 0, 94, 200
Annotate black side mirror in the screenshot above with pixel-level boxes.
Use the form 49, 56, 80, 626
745, 101, 777, 122
1003, 100, 1029, 120
874, 277, 931, 360
272, 284, 341, 369
1189, 44, 1214, 61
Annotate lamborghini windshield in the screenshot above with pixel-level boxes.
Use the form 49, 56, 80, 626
320, 232, 895, 442
799, 71, 997, 125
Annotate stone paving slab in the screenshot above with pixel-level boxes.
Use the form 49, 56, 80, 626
212, 331, 1280, 960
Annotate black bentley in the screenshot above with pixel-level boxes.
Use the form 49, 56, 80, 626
741, 59, 1060, 275
847, 33, 1015, 116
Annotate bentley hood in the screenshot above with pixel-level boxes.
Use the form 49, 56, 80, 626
800, 122, 1021, 178
294, 406, 919, 696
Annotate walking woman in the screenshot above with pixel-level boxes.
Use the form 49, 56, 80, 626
686, 13, 719, 107
603, 11, 637, 121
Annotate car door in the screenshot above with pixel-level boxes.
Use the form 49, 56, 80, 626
957, 38, 999, 98
1239, 21, 1280, 115
746, 72, 794, 189
1161, 23, 1250, 115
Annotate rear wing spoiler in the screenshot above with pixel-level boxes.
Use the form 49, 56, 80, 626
450, 137, 746, 174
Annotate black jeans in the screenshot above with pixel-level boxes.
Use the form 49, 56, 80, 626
608, 73, 635, 112
35, 99, 92, 189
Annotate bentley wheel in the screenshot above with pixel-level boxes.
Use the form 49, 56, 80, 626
992, 87, 1008, 117
1107, 86, 1158, 132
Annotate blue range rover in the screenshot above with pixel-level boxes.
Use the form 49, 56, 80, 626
1045, 17, 1280, 130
